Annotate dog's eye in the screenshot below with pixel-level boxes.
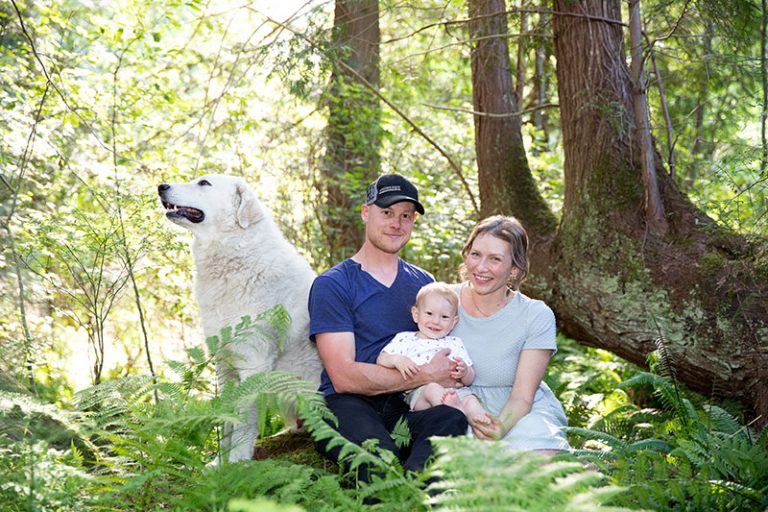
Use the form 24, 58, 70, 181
198, 179, 211, 186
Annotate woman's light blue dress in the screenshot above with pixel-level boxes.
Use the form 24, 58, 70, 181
450, 284, 570, 450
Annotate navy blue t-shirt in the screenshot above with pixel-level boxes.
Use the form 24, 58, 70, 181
308, 258, 433, 396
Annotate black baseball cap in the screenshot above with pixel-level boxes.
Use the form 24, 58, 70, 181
365, 174, 425, 215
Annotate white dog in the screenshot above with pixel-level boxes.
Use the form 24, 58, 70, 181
158, 174, 321, 463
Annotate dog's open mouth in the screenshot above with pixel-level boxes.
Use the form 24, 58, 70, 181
162, 200, 205, 223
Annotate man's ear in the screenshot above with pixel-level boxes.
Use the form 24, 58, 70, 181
235, 179, 263, 228
361, 203, 370, 223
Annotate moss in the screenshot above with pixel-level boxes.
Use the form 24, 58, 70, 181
254, 430, 337, 472
588, 158, 644, 212
755, 257, 768, 281
698, 252, 725, 275
524, 274, 552, 302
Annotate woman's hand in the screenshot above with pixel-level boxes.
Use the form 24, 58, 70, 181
470, 413, 509, 440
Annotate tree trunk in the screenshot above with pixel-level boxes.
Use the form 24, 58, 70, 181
321, 0, 381, 267
515, 2, 528, 109
762, 0, 767, 173
548, 0, 768, 424
531, 0, 550, 151
628, 0, 667, 234
688, 22, 713, 187
468, 0, 557, 243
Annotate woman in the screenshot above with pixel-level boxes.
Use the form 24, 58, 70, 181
451, 215, 570, 453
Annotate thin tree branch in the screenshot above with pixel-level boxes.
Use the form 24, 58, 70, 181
382, 6, 627, 45
338, 60, 479, 216
762, 0, 768, 172
264, 12, 480, 215
647, 42, 676, 179
651, 0, 692, 43
423, 102, 559, 118
0, 81, 50, 396
10, 0, 111, 153
109, 43, 160, 402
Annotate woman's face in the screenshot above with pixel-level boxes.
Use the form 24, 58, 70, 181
464, 233, 514, 295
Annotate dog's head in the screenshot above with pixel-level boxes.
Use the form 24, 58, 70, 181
157, 174, 264, 234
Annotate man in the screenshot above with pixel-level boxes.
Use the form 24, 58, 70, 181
308, 173, 468, 482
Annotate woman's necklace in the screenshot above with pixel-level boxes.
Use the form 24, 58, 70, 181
469, 286, 513, 317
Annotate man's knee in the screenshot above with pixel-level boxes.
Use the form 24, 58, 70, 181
440, 404, 469, 430
421, 404, 468, 436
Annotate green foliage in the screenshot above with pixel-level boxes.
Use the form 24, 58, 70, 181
643, 0, 768, 236
3, 332, 768, 511
1, 0, 767, 509
566, 342, 768, 511
428, 437, 635, 511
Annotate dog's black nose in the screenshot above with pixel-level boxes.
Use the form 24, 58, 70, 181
158, 184, 170, 193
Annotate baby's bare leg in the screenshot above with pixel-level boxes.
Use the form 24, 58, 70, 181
412, 382, 449, 411
462, 395, 491, 424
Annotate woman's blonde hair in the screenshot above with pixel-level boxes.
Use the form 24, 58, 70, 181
414, 281, 459, 314
459, 215, 529, 290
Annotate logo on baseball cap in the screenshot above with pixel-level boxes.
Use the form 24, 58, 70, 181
365, 174, 425, 215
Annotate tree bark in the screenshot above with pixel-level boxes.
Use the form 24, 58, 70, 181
321, 0, 381, 267
628, 0, 667, 234
688, 22, 713, 187
531, 0, 550, 151
762, 0, 768, 173
548, 0, 768, 424
468, 0, 558, 245
515, 2, 528, 109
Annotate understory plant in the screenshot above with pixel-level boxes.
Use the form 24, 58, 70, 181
565, 338, 768, 511
2, 329, 766, 511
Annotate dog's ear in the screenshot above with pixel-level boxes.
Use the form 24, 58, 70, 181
235, 179, 263, 228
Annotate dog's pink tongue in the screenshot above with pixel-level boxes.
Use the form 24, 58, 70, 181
181, 207, 204, 221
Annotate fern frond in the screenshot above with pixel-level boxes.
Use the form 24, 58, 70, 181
563, 426, 627, 451
650, 335, 677, 382
228, 497, 306, 512
0, 390, 99, 458
623, 438, 673, 453
427, 437, 637, 511
702, 404, 749, 436
76, 375, 156, 412
589, 404, 640, 439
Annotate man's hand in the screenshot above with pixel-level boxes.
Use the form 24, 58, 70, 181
419, 348, 458, 388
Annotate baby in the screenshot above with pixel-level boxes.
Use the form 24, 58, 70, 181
377, 281, 488, 423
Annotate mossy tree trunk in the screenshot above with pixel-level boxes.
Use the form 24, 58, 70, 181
320, 0, 381, 267
545, 0, 768, 423
468, 0, 558, 265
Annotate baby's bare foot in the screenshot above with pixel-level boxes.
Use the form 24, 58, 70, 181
441, 389, 461, 408
472, 414, 492, 425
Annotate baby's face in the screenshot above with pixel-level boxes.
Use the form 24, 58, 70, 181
412, 294, 458, 339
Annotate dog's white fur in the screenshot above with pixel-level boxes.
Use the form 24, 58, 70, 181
158, 174, 320, 463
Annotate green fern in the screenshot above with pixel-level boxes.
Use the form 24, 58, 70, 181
426, 436, 636, 511
574, 342, 768, 511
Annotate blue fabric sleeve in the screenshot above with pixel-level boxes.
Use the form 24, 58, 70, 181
308, 273, 353, 342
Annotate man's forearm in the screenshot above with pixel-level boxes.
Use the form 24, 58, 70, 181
331, 360, 426, 395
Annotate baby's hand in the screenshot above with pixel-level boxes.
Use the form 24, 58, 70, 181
394, 356, 420, 380
450, 357, 468, 380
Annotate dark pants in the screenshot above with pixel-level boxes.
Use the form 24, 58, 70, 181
316, 393, 468, 482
